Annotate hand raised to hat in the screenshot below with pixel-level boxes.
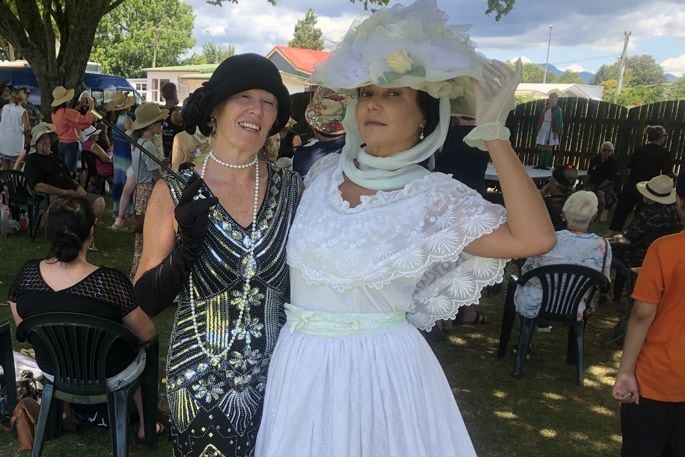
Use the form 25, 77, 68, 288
464, 59, 522, 151
175, 176, 218, 248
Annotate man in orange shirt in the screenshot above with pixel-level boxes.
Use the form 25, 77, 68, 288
612, 168, 685, 456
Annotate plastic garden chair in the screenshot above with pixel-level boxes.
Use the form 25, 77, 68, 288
497, 264, 609, 386
0, 321, 17, 416
15, 312, 159, 457
0, 170, 47, 241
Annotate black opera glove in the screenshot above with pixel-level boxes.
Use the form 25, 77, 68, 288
134, 177, 218, 316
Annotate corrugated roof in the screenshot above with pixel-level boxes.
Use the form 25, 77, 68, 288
143, 64, 219, 72
266, 46, 330, 75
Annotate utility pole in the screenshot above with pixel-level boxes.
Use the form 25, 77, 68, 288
542, 24, 553, 84
616, 31, 632, 96
151, 28, 160, 68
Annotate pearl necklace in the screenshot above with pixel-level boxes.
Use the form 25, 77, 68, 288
208, 150, 258, 169
190, 153, 261, 366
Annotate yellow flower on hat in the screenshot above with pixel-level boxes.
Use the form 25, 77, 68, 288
387, 50, 414, 74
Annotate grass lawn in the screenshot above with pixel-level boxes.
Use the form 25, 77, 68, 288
0, 205, 625, 456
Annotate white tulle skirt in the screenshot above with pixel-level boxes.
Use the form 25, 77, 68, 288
255, 322, 477, 457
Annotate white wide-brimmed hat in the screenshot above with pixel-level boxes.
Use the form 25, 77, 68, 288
636, 174, 676, 205
79, 125, 101, 143
51, 86, 75, 107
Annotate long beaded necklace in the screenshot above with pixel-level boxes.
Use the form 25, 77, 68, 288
190, 151, 261, 366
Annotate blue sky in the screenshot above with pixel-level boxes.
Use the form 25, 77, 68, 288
186, 0, 685, 77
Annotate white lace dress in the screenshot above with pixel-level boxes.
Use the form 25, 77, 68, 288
255, 154, 508, 457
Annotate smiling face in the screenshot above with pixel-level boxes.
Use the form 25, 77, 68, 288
35, 133, 53, 155
355, 85, 425, 158
213, 89, 278, 156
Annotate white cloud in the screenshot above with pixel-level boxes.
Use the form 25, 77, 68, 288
507, 56, 533, 64
661, 54, 685, 76
563, 64, 586, 72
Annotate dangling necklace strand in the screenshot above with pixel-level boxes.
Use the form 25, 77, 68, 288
192, 153, 261, 365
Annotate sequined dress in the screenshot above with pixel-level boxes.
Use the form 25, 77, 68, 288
163, 164, 301, 457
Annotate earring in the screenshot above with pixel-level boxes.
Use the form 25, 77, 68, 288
209, 116, 217, 134
419, 125, 425, 141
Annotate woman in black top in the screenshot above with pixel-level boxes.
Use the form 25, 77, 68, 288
610, 125, 674, 232
587, 141, 617, 221
9, 196, 160, 440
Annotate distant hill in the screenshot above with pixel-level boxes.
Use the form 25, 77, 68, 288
666, 73, 679, 82
534, 63, 594, 84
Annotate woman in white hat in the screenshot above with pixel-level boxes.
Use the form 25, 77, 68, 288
105, 92, 136, 227
50, 86, 95, 174
255, 1, 555, 456
128, 102, 167, 280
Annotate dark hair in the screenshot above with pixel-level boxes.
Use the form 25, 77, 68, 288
645, 125, 666, 143
51, 103, 67, 114
161, 82, 177, 101
46, 196, 95, 262
552, 164, 578, 193
417, 91, 440, 138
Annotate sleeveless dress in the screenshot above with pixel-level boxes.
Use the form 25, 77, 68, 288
255, 154, 508, 456
163, 164, 301, 457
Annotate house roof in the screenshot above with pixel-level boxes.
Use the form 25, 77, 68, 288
143, 64, 219, 73
266, 46, 330, 75
516, 83, 605, 100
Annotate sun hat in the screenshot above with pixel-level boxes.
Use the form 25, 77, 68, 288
30, 123, 57, 146
132, 103, 169, 130
636, 174, 676, 205
51, 86, 75, 107
182, 53, 290, 137
79, 125, 101, 143
308, 0, 492, 191
304, 86, 349, 135
105, 92, 136, 112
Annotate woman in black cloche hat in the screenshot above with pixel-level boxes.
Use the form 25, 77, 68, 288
132, 53, 302, 457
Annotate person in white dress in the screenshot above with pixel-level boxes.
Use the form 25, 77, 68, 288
0, 88, 30, 170
255, 1, 556, 456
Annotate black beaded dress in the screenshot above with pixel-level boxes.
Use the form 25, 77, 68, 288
163, 163, 301, 457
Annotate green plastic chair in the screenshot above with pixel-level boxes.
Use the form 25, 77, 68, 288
0, 321, 17, 416
16, 312, 159, 457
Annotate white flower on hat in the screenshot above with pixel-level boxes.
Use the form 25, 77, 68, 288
386, 50, 414, 74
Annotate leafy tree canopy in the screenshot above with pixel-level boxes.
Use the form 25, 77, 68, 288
90, 0, 195, 78
182, 43, 236, 65
520, 63, 557, 83
557, 70, 583, 84
289, 8, 324, 50
590, 54, 667, 87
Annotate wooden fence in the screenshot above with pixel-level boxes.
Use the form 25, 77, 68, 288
507, 98, 685, 187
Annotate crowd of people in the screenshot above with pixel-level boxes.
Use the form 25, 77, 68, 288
2, 0, 683, 456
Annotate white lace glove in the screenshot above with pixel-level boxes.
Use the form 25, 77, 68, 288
464, 59, 522, 151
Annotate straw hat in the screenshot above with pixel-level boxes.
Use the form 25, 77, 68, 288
51, 86, 75, 107
105, 92, 136, 112
304, 86, 348, 135
30, 123, 57, 146
79, 125, 101, 143
131, 103, 169, 130
636, 174, 676, 205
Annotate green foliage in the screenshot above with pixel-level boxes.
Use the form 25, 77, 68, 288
666, 76, 685, 100
557, 70, 583, 84
520, 63, 557, 83
288, 8, 324, 50
90, 0, 195, 78
601, 78, 666, 106
485, 0, 516, 20
590, 54, 667, 87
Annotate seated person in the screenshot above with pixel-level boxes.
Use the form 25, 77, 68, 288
611, 174, 682, 300
586, 141, 617, 222
514, 191, 612, 320
612, 169, 685, 457
8, 196, 162, 439
23, 123, 105, 219
540, 164, 577, 230
292, 86, 347, 177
